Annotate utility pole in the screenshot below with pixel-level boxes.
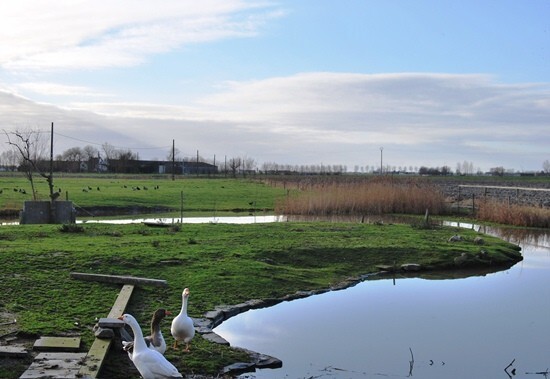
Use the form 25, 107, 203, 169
172, 139, 175, 181
380, 147, 383, 175
196, 150, 199, 177
49, 122, 55, 223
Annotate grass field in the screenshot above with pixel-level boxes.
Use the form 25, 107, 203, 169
0, 174, 287, 217
0, 172, 538, 377
0, 220, 522, 378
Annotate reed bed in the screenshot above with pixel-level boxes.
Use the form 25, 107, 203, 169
476, 200, 550, 228
275, 177, 449, 216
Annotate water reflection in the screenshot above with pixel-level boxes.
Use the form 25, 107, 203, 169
215, 226, 550, 379
1, 215, 286, 226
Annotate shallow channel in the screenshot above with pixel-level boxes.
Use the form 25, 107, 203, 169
214, 226, 550, 378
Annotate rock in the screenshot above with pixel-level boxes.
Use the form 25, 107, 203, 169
201, 332, 229, 345
401, 263, 422, 271
203, 310, 225, 327
222, 362, 255, 375
252, 353, 282, 369
193, 318, 214, 333
474, 236, 485, 245
454, 253, 468, 266
449, 235, 463, 242
94, 326, 115, 339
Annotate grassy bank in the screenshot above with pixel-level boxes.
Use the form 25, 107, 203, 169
0, 221, 522, 378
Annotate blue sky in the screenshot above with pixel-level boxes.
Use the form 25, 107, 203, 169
1, 1, 549, 172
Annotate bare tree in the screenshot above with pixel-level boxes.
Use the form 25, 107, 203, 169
0, 149, 18, 171
543, 159, 550, 174
242, 156, 256, 176
3, 128, 53, 200
82, 145, 99, 161
228, 157, 242, 177
101, 142, 117, 164
62, 146, 83, 172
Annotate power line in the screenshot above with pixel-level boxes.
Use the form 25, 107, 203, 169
53, 131, 171, 151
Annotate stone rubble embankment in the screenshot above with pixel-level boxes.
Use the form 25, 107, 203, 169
433, 179, 550, 207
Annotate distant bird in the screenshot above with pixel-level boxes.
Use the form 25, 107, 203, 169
171, 288, 195, 352
123, 309, 171, 355
118, 314, 183, 379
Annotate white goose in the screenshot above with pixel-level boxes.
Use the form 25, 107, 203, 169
170, 288, 195, 352
122, 308, 171, 356
118, 314, 183, 379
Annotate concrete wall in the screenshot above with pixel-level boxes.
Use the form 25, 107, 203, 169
20, 201, 76, 224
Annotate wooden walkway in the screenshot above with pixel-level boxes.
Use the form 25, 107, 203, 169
19, 273, 167, 379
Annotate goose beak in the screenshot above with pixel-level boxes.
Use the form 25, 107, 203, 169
165, 310, 172, 315
117, 315, 124, 321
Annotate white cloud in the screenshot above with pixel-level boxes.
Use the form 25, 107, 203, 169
17, 82, 112, 97
1, 72, 549, 171
0, 0, 283, 71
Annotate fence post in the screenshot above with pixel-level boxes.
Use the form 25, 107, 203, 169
457, 186, 461, 215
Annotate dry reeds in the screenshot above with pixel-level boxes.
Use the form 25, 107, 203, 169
275, 176, 449, 216
476, 200, 550, 228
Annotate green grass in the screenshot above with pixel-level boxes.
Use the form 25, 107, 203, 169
0, 221, 522, 378
0, 174, 286, 215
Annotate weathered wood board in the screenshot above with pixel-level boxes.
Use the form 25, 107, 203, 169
0, 345, 27, 357
19, 352, 87, 379
33, 336, 81, 352
70, 272, 167, 287
78, 284, 135, 379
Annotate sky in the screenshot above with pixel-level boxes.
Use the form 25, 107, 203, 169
0, 0, 549, 173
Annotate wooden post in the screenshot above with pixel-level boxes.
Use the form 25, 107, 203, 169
180, 190, 184, 223
457, 186, 461, 215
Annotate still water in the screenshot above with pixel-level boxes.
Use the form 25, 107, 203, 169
215, 227, 550, 379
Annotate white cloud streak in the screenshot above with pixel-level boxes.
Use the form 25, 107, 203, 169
0, 0, 282, 70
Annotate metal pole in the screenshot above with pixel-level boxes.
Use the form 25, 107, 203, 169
380, 147, 383, 175
172, 139, 175, 181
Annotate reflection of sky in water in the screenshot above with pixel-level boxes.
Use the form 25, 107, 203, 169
215, 229, 550, 379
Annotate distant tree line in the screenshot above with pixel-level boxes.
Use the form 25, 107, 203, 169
1, 129, 549, 177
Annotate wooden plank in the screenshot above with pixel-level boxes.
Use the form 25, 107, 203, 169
77, 339, 112, 379
107, 284, 135, 318
70, 272, 167, 287
0, 345, 28, 357
78, 284, 135, 379
33, 336, 81, 352
19, 352, 86, 379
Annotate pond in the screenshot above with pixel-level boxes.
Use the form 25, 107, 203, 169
214, 226, 550, 378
